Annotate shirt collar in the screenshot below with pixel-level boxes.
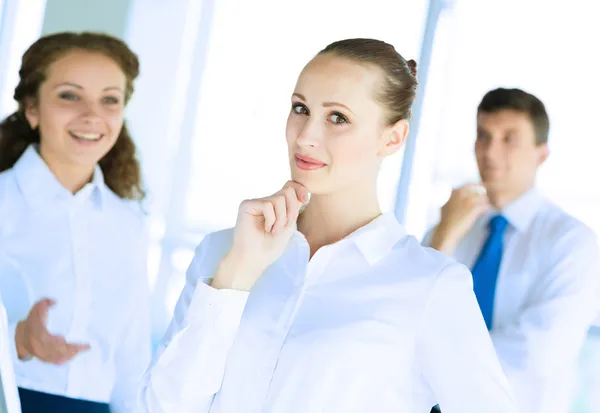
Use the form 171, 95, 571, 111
480, 188, 544, 233
348, 212, 407, 266
13, 144, 106, 209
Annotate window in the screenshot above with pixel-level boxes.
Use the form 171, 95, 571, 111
0, 0, 46, 118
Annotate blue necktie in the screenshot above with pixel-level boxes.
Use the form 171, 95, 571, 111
471, 215, 509, 330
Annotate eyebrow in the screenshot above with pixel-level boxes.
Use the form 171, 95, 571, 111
53, 82, 124, 93
292, 93, 354, 114
477, 126, 520, 136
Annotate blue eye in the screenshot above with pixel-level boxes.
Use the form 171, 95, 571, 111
59, 92, 79, 101
103, 96, 120, 105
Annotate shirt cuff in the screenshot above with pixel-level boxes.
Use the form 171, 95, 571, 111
185, 282, 250, 327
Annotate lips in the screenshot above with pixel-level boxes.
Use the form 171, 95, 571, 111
69, 131, 103, 142
295, 153, 326, 166
294, 153, 327, 171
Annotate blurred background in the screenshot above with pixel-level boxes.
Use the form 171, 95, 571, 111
0, 0, 598, 411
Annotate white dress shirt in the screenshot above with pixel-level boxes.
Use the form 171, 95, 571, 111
0, 145, 151, 413
0, 296, 21, 413
424, 188, 600, 413
139, 212, 517, 413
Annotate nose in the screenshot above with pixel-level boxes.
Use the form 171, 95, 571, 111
79, 100, 103, 124
295, 118, 323, 148
479, 138, 503, 161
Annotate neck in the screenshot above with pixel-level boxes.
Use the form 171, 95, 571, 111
298, 181, 382, 257
39, 148, 95, 194
487, 185, 534, 210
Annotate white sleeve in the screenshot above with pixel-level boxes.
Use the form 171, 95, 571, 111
416, 263, 518, 413
138, 233, 249, 413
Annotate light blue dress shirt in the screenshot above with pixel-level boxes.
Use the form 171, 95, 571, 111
425, 188, 600, 413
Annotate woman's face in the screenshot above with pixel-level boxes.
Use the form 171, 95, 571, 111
25, 49, 127, 171
286, 54, 407, 195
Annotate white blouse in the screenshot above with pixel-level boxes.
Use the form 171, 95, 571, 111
0, 145, 151, 413
139, 212, 517, 413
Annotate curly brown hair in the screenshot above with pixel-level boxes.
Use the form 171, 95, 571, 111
0, 32, 145, 201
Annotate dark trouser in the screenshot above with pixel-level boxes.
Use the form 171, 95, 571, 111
18, 388, 110, 413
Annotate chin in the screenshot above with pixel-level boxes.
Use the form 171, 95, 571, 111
290, 172, 313, 190
289, 172, 326, 195
69, 148, 109, 168
482, 180, 506, 193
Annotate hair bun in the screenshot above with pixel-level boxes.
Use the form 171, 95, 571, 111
407, 59, 417, 77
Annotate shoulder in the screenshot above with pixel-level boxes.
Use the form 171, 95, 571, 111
385, 235, 475, 323
393, 233, 463, 275
534, 199, 597, 248
387, 233, 473, 294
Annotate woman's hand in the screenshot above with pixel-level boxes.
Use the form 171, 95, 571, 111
211, 180, 310, 291
15, 298, 90, 364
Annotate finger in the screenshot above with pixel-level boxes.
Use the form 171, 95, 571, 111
283, 180, 310, 204
475, 193, 490, 205
460, 183, 486, 197
45, 335, 88, 364
269, 195, 287, 235
281, 186, 301, 227
72, 343, 91, 352
40, 334, 67, 363
475, 199, 492, 212
260, 201, 276, 233
33, 298, 55, 326
59, 343, 90, 364
466, 194, 488, 209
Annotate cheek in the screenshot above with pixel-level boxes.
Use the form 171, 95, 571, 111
286, 115, 311, 149
330, 132, 375, 166
39, 106, 71, 136
105, 111, 125, 137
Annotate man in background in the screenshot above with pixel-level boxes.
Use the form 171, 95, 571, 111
426, 88, 600, 413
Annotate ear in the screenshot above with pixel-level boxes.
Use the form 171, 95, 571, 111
536, 143, 549, 166
24, 98, 40, 130
378, 119, 409, 157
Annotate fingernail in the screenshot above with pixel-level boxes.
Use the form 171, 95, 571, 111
304, 192, 311, 204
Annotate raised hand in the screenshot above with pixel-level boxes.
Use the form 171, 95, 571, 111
15, 298, 90, 364
211, 180, 310, 291
431, 184, 490, 254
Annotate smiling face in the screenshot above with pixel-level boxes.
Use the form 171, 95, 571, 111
286, 54, 408, 195
25, 49, 127, 173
